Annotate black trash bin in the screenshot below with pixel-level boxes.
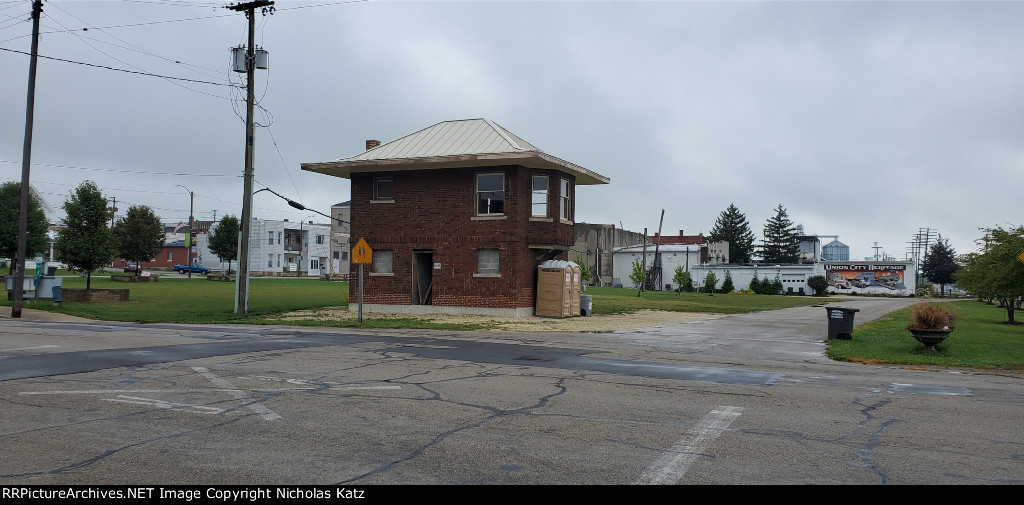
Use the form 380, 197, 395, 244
826, 307, 859, 340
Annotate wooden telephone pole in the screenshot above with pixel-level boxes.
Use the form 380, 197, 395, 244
227, 1, 273, 314
11, 0, 43, 319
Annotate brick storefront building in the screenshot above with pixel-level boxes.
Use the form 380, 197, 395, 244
301, 118, 609, 316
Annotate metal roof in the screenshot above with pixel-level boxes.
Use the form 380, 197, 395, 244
301, 118, 610, 185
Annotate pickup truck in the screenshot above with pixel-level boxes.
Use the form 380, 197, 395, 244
174, 263, 210, 275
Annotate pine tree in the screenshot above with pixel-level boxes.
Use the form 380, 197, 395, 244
708, 203, 756, 263
921, 235, 959, 297
112, 205, 165, 275
720, 270, 734, 294
0, 181, 50, 274
208, 215, 240, 275
54, 181, 114, 289
760, 204, 799, 264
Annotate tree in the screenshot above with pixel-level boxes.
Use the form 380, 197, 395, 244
760, 203, 799, 264
573, 252, 593, 284
208, 215, 240, 275
703, 271, 718, 295
955, 225, 1024, 323
672, 265, 693, 294
921, 235, 959, 297
708, 203, 756, 264
807, 275, 829, 296
748, 270, 761, 293
720, 270, 734, 294
112, 205, 165, 275
0, 181, 50, 275
54, 181, 113, 289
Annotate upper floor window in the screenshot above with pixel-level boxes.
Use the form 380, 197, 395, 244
316, 234, 325, 245
277, 231, 282, 244
532, 175, 549, 217
373, 177, 393, 201
268, 231, 274, 245
477, 173, 504, 215
560, 178, 572, 221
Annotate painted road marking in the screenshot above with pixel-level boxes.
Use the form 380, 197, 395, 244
634, 405, 744, 485
247, 375, 401, 391
193, 366, 282, 421
103, 395, 225, 415
1, 345, 60, 352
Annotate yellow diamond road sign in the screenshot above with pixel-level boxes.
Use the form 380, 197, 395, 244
352, 238, 373, 265
1018, 249, 1024, 265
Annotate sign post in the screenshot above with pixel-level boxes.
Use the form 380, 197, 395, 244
351, 238, 373, 322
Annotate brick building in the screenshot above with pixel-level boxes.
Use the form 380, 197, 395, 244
301, 118, 609, 316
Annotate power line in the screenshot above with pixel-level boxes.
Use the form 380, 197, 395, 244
0, 159, 233, 177
0, 46, 234, 86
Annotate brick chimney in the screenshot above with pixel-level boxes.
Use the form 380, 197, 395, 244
366, 139, 381, 150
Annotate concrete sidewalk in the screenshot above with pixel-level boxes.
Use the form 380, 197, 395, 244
0, 306, 94, 323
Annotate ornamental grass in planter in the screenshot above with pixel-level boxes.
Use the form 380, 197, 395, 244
907, 302, 956, 353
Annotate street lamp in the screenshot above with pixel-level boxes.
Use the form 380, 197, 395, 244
175, 184, 194, 279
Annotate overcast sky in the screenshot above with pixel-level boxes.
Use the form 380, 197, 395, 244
2, 0, 1020, 261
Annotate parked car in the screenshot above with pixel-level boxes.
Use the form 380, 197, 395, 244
124, 261, 141, 273
174, 263, 210, 275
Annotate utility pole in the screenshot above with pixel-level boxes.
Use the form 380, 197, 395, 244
108, 197, 117, 227
227, 1, 273, 314
11, 0, 42, 319
176, 184, 194, 279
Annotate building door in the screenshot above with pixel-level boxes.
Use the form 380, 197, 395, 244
413, 251, 433, 305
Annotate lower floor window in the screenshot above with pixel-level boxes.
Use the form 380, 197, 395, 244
373, 250, 394, 274
477, 249, 499, 275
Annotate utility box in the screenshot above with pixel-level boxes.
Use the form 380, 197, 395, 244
536, 260, 579, 318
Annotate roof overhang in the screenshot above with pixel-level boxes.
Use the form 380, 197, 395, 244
301, 151, 610, 186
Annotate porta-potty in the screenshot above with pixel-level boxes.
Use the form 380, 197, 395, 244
536, 260, 575, 318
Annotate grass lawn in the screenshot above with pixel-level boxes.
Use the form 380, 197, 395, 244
4, 274, 1022, 372
826, 300, 1024, 372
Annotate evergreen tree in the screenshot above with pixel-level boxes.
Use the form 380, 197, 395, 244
208, 215, 240, 275
0, 181, 50, 274
112, 205, 165, 275
720, 270, 734, 294
54, 181, 114, 289
708, 203, 756, 263
760, 204, 799, 264
921, 235, 959, 297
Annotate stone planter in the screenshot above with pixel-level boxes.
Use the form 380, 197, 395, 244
61, 288, 130, 303
208, 274, 235, 282
909, 327, 954, 353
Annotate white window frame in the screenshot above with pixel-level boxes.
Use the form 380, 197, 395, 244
559, 178, 572, 221
532, 175, 549, 218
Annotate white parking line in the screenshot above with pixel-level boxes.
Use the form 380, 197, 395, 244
103, 395, 225, 415
634, 405, 743, 485
1, 345, 59, 352
193, 366, 282, 421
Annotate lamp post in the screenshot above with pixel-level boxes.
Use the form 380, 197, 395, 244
175, 184, 194, 279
